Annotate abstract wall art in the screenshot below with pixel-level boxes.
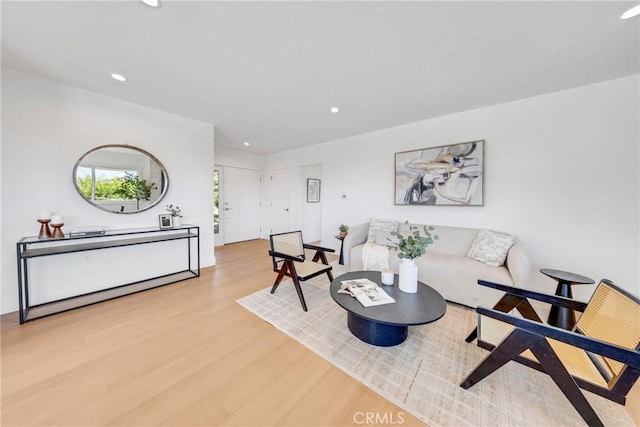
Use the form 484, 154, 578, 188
394, 140, 484, 206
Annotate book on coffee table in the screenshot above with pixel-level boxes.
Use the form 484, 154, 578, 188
339, 278, 396, 307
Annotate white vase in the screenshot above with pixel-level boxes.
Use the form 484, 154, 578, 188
398, 258, 418, 293
173, 216, 182, 227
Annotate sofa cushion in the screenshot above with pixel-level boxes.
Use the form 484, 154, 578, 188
418, 251, 514, 308
367, 219, 398, 243
466, 229, 516, 267
398, 223, 478, 256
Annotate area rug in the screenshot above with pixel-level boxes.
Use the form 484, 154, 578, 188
237, 266, 633, 427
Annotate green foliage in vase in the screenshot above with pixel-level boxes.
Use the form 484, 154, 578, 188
339, 224, 349, 232
390, 223, 439, 260
166, 204, 182, 217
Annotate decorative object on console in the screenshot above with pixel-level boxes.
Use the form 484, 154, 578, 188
394, 139, 484, 206
158, 214, 173, 229
50, 215, 65, 238
306, 178, 321, 203
69, 226, 106, 237
166, 204, 182, 226
338, 224, 349, 238
390, 223, 439, 293
37, 211, 52, 239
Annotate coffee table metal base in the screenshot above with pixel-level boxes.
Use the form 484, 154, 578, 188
347, 312, 408, 346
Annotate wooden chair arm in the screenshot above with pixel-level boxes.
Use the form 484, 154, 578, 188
303, 243, 335, 253
478, 280, 588, 312
269, 250, 304, 263
477, 307, 640, 368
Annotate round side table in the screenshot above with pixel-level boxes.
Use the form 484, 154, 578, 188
540, 268, 594, 330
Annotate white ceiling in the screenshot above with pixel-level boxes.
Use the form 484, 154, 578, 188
2, 1, 638, 154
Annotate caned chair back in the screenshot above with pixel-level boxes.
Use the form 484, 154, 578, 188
270, 231, 305, 271
575, 280, 640, 379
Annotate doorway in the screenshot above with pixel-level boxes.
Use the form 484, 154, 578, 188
268, 167, 291, 234
215, 165, 262, 244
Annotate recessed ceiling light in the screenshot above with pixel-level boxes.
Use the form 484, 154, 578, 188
141, 0, 161, 8
330, 106, 339, 114
111, 73, 127, 82
621, 5, 640, 19
243, 142, 250, 146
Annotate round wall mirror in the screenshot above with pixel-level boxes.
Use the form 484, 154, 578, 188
73, 144, 169, 214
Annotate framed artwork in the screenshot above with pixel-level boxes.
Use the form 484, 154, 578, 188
394, 140, 484, 206
307, 178, 321, 203
158, 213, 173, 229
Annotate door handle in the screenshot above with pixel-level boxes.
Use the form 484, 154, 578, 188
225, 208, 232, 211
284, 208, 289, 211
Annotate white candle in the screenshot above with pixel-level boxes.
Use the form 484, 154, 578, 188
381, 268, 394, 285
51, 215, 63, 224
39, 211, 51, 220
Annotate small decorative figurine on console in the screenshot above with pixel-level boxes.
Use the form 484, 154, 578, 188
37, 211, 53, 239
50, 214, 65, 238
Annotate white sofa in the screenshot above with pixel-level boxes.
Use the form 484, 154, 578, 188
341, 221, 531, 308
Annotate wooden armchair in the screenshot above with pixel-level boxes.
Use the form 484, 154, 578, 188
461, 279, 640, 427
269, 231, 335, 311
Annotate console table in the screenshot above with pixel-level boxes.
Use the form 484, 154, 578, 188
16, 225, 200, 324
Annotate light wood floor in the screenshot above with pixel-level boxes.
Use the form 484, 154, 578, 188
1, 239, 425, 426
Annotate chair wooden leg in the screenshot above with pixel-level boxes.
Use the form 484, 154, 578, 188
530, 340, 604, 427
312, 250, 329, 265
270, 262, 290, 294
460, 328, 544, 389
326, 270, 334, 282
465, 294, 543, 344
465, 328, 478, 343
291, 276, 308, 312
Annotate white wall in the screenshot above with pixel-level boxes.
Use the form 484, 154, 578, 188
215, 145, 264, 170
1, 67, 215, 314
265, 75, 640, 300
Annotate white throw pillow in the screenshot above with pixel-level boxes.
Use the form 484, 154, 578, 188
374, 229, 399, 247
367, 219, 398, 243
466, 229, 516, 267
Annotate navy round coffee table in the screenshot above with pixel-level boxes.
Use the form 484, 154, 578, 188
330, 271, 447, 346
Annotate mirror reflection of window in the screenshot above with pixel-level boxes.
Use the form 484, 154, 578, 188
76, 167, 139, 201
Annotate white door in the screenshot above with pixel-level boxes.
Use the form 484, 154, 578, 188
224, 167, 261, 243
269, 168, 291, 234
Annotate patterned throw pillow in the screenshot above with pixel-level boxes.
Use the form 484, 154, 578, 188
367, 219, 399, 243
374, 229, 399, 247
466, 229, 516, 267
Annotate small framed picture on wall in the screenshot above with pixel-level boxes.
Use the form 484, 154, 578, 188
159, 214, 173, 229
307, 178, 321, 203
